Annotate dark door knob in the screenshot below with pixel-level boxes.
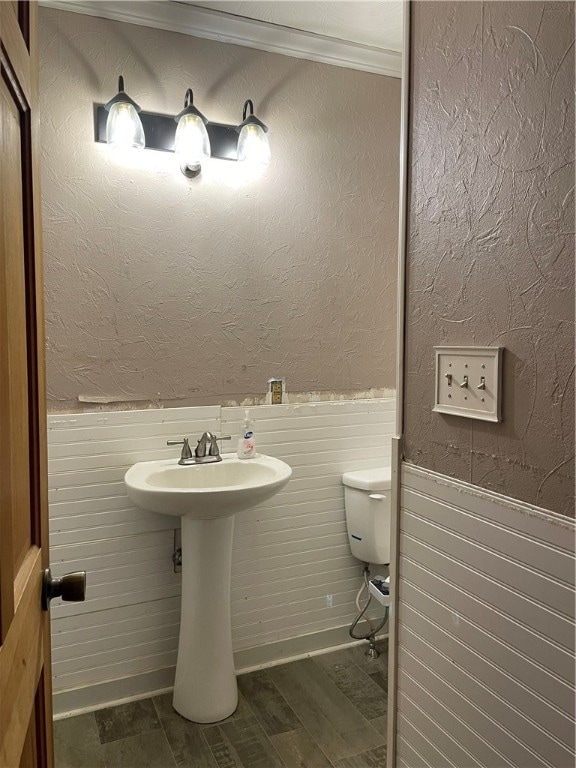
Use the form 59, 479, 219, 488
42, 568, 86, 611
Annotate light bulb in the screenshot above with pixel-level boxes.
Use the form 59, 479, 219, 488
175, 113, 211, 174
237, 123, 271, 167
106, 101, 145, 151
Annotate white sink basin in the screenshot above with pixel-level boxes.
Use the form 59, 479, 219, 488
125, 453, 292, 519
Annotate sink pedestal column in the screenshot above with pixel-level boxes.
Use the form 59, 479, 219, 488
173, 515, 238, 723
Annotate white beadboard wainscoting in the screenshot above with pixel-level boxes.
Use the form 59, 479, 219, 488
395, 464, 576, 768
47, 398, 394, 714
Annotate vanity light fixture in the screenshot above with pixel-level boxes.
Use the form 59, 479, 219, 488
236, 99, 271, 167
96, 85, 271, 177
104, 76, 145, 151
174, 88, 211, 176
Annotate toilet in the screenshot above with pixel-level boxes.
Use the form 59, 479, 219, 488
342, 467, 392, 565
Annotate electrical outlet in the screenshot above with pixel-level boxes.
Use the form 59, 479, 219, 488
434, 346, 503, 422
326, 594, 334, 607
269, 378, 284, 405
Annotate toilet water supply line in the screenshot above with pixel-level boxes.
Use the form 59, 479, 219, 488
349, 564, 388, 642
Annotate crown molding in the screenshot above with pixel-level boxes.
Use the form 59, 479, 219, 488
39, 0, 402, 78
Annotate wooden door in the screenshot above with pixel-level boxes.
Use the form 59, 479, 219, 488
0, 2, 53, 766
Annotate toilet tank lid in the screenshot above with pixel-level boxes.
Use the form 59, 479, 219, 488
342, 467, 392, 491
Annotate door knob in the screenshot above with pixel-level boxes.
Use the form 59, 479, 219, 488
42, 568, 86, 610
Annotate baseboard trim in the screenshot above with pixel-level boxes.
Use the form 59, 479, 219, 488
235, 624, 388, 675
53, 623, 388, 719
52, 667, 177, 720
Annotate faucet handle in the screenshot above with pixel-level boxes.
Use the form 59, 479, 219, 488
209, 435, 232, 456
167, 437, 193, 461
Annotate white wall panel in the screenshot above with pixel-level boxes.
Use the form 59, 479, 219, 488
396, 464, 576, 768
48, 399, 394, 711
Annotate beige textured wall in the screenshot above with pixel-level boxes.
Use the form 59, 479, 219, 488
39, 7, 400, 412
404, 1, 575, 516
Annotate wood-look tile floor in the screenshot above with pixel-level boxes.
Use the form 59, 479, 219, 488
54, 640, 388, 768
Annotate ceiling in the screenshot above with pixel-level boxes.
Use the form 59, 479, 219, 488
40, 0, 403, 76
181, 1, 404, 53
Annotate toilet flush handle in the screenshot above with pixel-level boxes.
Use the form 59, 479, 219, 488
369, 493, 386, 501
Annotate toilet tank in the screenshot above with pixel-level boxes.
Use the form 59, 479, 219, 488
342, 467, 392, 565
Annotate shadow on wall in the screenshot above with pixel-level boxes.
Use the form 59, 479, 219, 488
41, 11, 101, 91
258, 59, 315, 113
209, 55, 317, 124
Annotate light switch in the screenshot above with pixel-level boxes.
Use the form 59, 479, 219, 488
434, 346, 503, 422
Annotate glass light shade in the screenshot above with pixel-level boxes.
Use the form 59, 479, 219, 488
175, 113, 211, 172
106, 102, 145, 150
237, 123, 271, 167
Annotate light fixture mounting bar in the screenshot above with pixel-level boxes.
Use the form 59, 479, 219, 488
94, 105, 239, 161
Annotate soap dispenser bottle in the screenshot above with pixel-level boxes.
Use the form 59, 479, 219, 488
237, 409, 256, 459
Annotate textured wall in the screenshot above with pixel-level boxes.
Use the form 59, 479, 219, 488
39, 7, 400, 412
404, 1, 575, 516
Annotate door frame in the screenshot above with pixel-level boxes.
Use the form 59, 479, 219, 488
387, 1, 411, 765
0, 2, 53, 765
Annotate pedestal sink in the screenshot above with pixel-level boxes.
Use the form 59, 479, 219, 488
124, 453, 292, 723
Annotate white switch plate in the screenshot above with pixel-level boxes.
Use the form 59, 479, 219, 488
434, 346, 503, 422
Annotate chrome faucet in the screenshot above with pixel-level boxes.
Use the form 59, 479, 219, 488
196, 431, 218, 458
167, 432, 231, 465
